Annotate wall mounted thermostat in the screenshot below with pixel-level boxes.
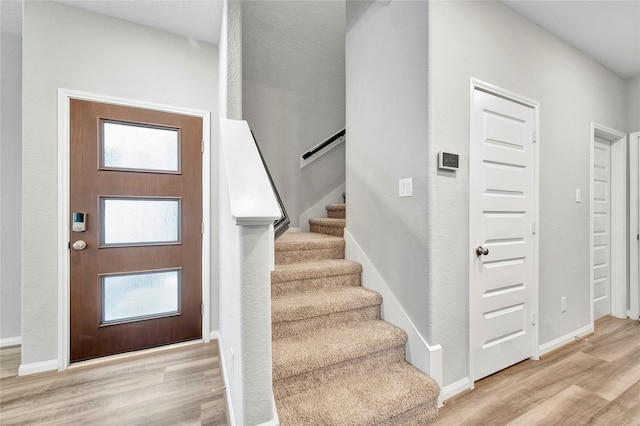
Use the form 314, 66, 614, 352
72, 212, 87, 232
438, 152, 459, 171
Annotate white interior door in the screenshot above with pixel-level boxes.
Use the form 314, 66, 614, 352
469, 87, 537, 382
593, 137, 612, 319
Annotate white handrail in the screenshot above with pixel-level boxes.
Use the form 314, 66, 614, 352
220, 119, 281, 225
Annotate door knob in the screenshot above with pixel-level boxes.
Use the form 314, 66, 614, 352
72, 240, 87, 251
475, 246, 489, 256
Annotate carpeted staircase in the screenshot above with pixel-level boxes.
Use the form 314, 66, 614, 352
272, 204, 440, 425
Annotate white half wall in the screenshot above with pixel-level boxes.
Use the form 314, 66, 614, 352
22, 1, 218, 367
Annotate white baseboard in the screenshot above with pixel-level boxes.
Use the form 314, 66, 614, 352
217, 333, 237, 426
538, 323, 594, 356
441, 377, 472, 405
0, 336, 22, 348
210, 330, 220, 341
18, 359, 58, 376
218, 332, 279, 426
344, 228, 443, 396
299, 183, 345, 232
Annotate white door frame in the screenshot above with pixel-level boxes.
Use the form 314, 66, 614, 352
468, 78, 540, 385
630, 132, 640, 320
57, 89, 211, 371
589, 122, 627, 323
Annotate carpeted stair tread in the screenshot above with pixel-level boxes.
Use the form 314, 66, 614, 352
272, 287, 382, 324
272, 320, 406, 381
272, 259, 362, 283
276, 361, 439, 426
326, 203, 346, 219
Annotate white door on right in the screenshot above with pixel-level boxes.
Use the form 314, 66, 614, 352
469, 88, 537, 382
593, 136, 612, 319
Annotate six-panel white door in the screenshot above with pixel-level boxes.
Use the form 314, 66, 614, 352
469, 89, 536, 381
593, 137, 612, 319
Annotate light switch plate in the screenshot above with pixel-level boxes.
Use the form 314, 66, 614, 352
576, 188, 581, 203
399, 178, 413, 197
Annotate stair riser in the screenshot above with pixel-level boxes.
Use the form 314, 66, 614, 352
378, 404, 439, 426
326, 210, 345, 219
273, 305, 380, 340
271, 273, 361, 297
275, 246, 344, 264
310, 224, 344, 237
273, 345, 406, 400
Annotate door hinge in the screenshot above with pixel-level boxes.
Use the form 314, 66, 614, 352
532, 311, 536, 326
532, 131, 537, 143
201, 303, 204, 317
68, 241, 71, 249
201, 222, 204, 235
201, 140, 204, 153
532, 222, 537, 235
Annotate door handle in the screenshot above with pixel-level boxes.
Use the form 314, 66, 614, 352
475, 246, 489, 256
72, 240, 87, 251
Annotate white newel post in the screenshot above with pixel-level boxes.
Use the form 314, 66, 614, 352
219, 118, 281, 425
238, 223, 275, 425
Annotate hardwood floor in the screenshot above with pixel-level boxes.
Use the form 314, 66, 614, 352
435, 316, 640, 425
1, 317, 637, 425
0, 341, 228, 425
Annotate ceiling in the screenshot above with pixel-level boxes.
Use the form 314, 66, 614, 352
57, 1, 224, 45
2, 1, 638, 79
501, 1, 640, 79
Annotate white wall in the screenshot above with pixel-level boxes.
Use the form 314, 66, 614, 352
346, 0, 626, 388
427, 1, 625, 385
217, 1, 243, 423
242, 1, 345, 227
22, 1, 218, 366
1, 24, 22, 345
627, 76, 640, 133
345, 0, 431, 362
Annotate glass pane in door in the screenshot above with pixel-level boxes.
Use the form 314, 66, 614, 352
101, 121, 180, 173
101, 197, 180, 246
102, 269, 180, 323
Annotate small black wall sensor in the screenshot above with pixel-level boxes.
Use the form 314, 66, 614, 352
438, 152, 459, 171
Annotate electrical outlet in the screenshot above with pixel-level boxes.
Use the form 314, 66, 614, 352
561, 297, 567, 313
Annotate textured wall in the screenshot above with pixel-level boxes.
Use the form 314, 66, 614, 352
1, 29, 22, 344
346, 0, 626, 388
242, 1, 345, 227
627, 76, 640, 133
346, 0, 431, 350
22, 1, 218, 365
427, 1, 625, 385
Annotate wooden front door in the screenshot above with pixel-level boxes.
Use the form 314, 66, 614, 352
70, 99, 202, 362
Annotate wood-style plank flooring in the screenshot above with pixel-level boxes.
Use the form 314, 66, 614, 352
435, 316, 640, 425
1, 317, 638, 425
0, 341, 228, 425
